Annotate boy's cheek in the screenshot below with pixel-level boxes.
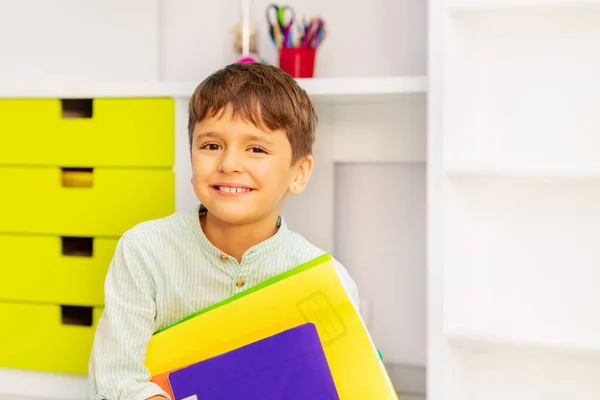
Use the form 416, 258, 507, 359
190, 157, 211, 175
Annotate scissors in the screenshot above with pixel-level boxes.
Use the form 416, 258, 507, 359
266, 4, 295, 47
266, 4, 295, 30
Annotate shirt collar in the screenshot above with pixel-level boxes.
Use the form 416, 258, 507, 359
189, 204, 288, 261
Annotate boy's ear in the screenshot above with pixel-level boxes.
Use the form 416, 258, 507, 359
289, 155, 314, 195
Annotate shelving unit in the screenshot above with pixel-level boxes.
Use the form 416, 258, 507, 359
0, 76, 427, 103
446, 0, 600, 12
446, 327, 600, 361
429, 0, 600, 398
445, 162, 600, 181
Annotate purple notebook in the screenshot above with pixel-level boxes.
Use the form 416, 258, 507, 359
167, 322, 339, 400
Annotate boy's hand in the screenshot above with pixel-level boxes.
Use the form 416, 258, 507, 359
146, 396, 168, 400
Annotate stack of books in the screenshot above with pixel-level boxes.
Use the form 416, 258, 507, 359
144, 253, 398, 400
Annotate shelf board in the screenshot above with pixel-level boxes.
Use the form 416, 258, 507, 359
447, 0, 600, 12
445, 162, 600, 182
0, 367, 86, 400
0, 363, 425, 400
446, 327, 600, 361
297, 76, 428, 102
0, 76, 427, 102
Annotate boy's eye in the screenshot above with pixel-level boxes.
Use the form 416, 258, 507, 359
201, 143, 221, 150
249, 146, 267, 154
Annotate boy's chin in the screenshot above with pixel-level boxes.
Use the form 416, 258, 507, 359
206, 207, 261, 227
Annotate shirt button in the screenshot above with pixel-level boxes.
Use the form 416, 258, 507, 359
220, 254, 228, 262
235, 279, 245, 288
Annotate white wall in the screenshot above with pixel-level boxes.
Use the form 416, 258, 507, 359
0, 0, 428, 398
0, 0, 427, 84
160, 0, 427, 80
0, 0, 160, 82
335, 162, 426, 366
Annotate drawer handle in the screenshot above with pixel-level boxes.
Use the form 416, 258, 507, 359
62, 237, 93, 257
61, 99, 93, 118
61, 168, 93, 188
61, 305, 93, 327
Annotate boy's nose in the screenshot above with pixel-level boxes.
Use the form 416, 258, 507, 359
217, 149, 244, 174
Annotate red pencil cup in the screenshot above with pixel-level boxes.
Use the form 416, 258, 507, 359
279, 47, 316, 78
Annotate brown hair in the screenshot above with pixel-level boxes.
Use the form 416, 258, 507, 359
188, 63, 317, 163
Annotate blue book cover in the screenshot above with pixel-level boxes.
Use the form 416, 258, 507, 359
167, 322, 339, 400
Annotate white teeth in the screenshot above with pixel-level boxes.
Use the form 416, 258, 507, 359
218, 186, 251, 193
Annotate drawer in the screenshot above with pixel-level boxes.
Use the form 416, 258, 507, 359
0, 235, 117, 306
0, 302, 102, 375
0, 167, 174, 237
0, 98, 174, 168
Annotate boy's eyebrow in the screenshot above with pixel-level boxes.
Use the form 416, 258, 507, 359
195, 131, 217, 140
243, 133, 275, 144
195, 131, 275, 144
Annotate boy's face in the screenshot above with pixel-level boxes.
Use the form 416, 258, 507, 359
190, 107, 313, 226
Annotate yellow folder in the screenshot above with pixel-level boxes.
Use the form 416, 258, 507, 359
145, 254, 398, 399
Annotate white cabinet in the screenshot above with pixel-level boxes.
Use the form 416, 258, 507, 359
429, 0, 600, 398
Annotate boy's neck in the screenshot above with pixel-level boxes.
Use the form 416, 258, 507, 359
201, 212, 280, 263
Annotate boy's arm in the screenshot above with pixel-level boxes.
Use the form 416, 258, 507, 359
87, 235, 170, 400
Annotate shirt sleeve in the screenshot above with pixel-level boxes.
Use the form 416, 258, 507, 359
87, 235, 170, 400
331, 257, 360, 310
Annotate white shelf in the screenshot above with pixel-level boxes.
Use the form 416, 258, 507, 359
445, 162, 600, 181
0, 76, 427, 102
298, 76, 428, 102
0, 368, 86, 400
446, 328, 600, 361
447, 0, 600, 12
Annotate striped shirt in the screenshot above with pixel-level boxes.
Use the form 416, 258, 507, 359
87, 205, 359, 400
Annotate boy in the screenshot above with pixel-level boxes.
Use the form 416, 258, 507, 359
87, 63, 359, 400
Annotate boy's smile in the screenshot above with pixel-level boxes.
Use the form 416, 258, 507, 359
211, 182, 255, 196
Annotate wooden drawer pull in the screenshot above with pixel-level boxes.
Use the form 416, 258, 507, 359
61, 99, 93, 118
61, 305, 93, 327
61, 168, 93, 187
61, 236, 93, 257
